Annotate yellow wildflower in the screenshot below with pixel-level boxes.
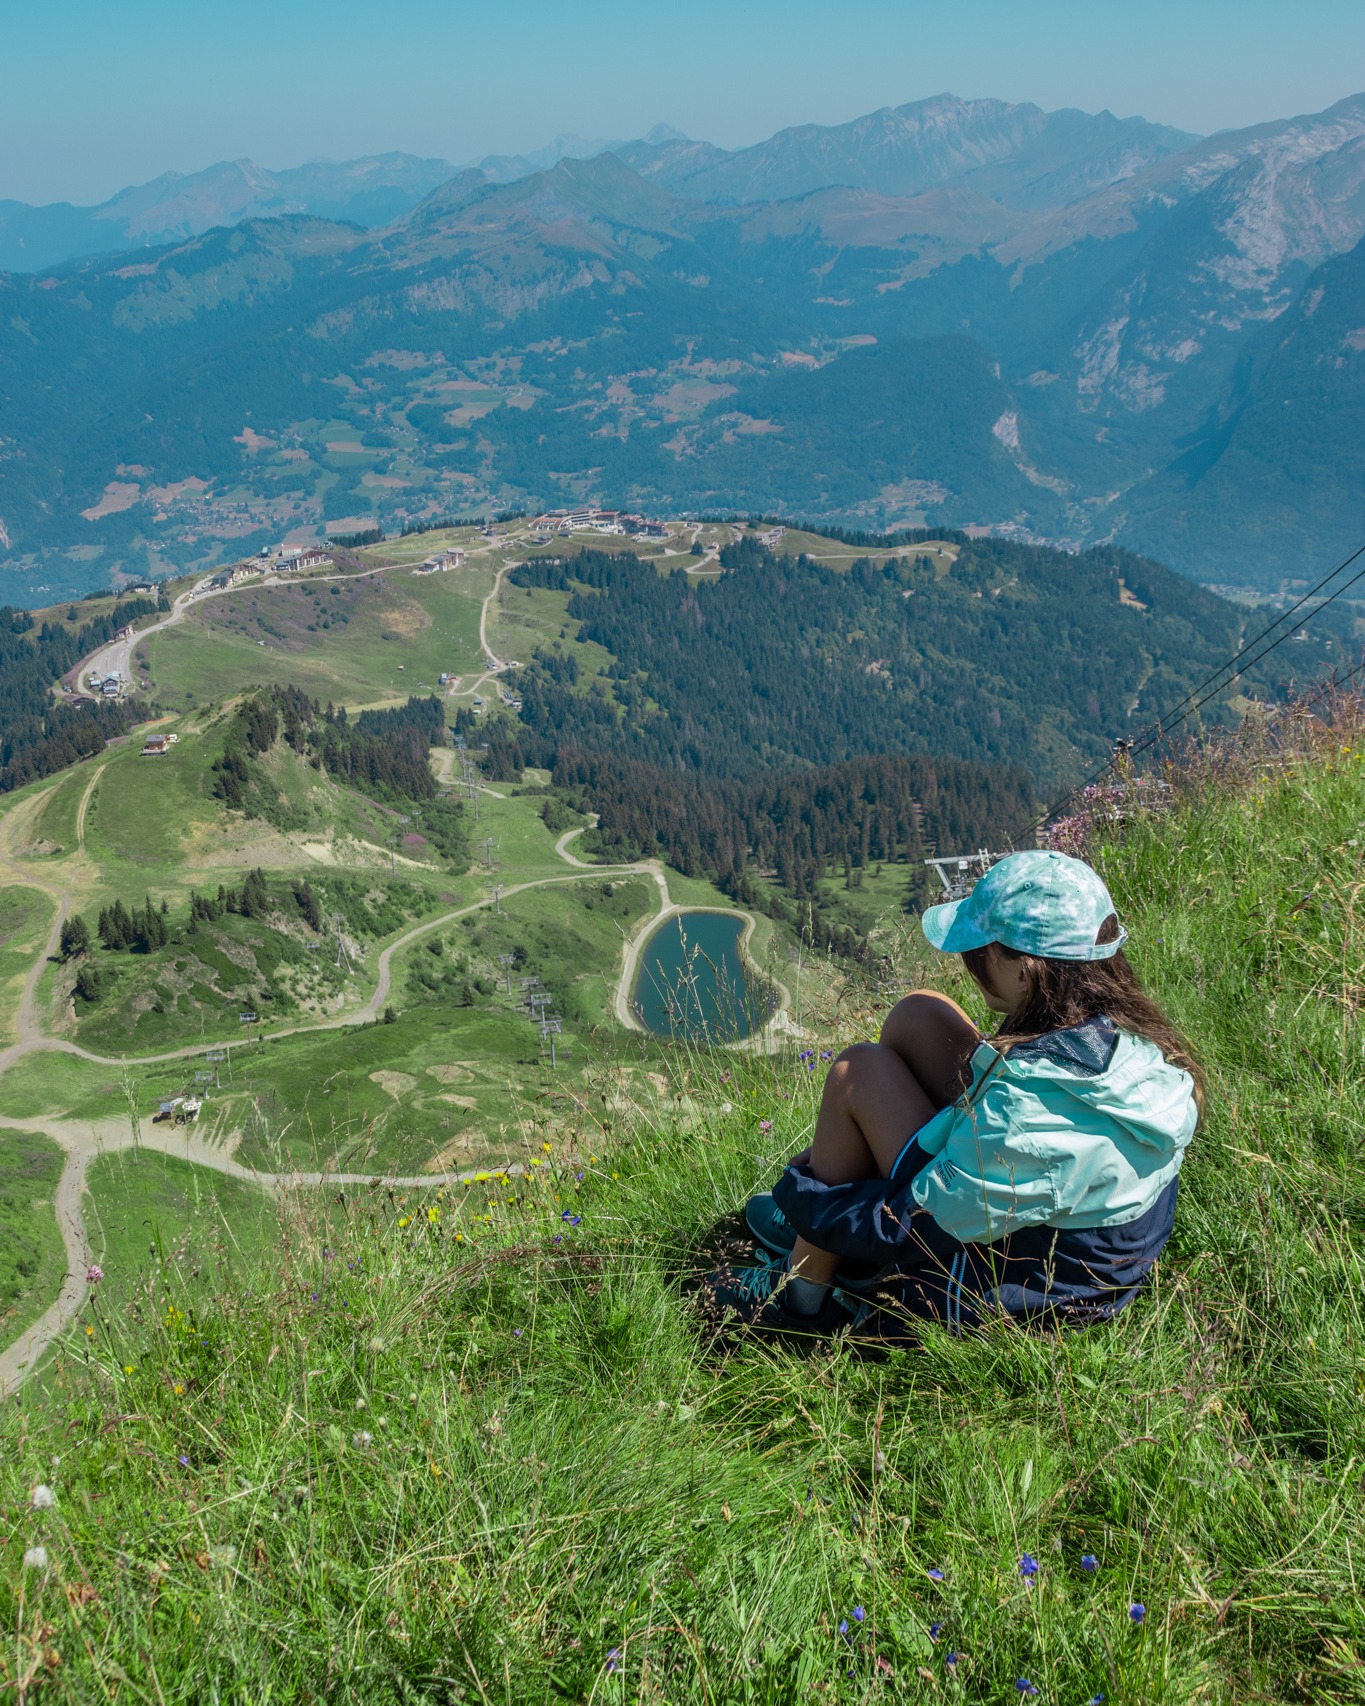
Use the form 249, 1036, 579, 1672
427, 1206, 441, 1224
398, 1216, 411, 1229
173, 1383, 185, 1397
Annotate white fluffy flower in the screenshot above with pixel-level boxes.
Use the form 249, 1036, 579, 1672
31, 1484, 56, 1510
23, 1547, 48, 1569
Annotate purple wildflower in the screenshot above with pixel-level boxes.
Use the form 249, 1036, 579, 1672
1129, 1603, 1146, 1625
851, 1606, 865, 1623
1016, 1683, 1039, 1697
562, 1212, 581, 1226
552, 1235, 562, 1245
945, 1653, 959, 1670
322, 1248, 334, 1260
1080, 1553, 1099, 1573
604, 1647, 620, 1674
929, 1622, 944, 1640
86, 1264, 104, 1284
1019, 1554, 1040, 1578
837, 1620, 849, 1638
513, 1329, 522, 1338
177, 1454, 190, 1468
820, 1050, 832, 1059
758, 1119, 773, 1133
928, 1567, 945, 1582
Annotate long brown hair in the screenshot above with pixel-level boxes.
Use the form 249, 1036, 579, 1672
961, 915, 1204, 1111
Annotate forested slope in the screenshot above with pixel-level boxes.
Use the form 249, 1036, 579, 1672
505, 537, 1311, 783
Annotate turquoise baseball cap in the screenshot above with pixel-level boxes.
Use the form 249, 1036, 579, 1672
921, 849, 1127, 961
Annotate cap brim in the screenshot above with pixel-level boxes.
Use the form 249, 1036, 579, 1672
920, 898, 993, 955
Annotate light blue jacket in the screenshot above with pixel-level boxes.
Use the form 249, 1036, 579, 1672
908, 1022, 1198, 1244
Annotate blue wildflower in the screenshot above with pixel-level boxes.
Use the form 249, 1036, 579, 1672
838, 1619, 849, 1638
1080, 1553, 1099, 1573
928, 1567, 945, 1581
1016, 1683, 1039, 1697
851, 1606, 865, 1623
1088, 1696, 1105, 1704
177, 1454, 189, 1468
1129, 1603, 1146, 1625
604, 1647, 620, 1673
945, 1652, 959, 1670
1019, 1553, 1040, 1578
929, 1622, 944, 1640
561, 1211, 581, 1225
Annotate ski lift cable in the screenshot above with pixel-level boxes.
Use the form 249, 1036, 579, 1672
1030, 536, 1365, 837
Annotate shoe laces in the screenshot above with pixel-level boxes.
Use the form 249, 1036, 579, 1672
732, 1255, 786, 1305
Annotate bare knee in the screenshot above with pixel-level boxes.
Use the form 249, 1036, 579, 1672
822, 1041, 895, 1102
880, 990, 973, 1050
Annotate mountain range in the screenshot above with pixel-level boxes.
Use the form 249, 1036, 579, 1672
2, 92, 1364, 601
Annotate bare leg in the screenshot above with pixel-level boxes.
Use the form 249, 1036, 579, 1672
878, 990, 980, 1106
787, 994, 980, 1286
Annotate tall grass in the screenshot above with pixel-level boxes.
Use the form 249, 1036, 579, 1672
2, 719, 1364, 1703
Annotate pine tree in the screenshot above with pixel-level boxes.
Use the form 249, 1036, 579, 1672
60, 914, 90, 959
240, 869, 269, 919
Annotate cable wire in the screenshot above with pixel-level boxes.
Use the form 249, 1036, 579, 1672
1029, 534, 1365, 838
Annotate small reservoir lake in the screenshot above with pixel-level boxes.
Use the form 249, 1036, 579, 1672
633, 910, 770, 1041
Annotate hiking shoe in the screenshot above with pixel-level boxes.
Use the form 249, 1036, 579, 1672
743, 1192, 890, 1296
745, 1192, 796, 1257
700, 1255, 856, 1335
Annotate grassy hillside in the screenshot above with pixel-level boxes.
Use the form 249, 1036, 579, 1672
0, 1131, 65, 1348
141, 543, 496, 709
1, 705, 1362, 1701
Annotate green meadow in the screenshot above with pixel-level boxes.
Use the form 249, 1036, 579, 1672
141, 551, 497, 709
2, 721, 1363, 1702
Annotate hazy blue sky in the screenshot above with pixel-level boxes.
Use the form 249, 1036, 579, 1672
3, 0, 1362, 203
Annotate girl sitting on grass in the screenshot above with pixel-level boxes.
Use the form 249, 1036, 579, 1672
704, 849, 1201, 1336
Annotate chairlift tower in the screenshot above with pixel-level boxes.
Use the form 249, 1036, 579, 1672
543, 1016, 563, 1070
923, 848, 1002, 903
334, 913, 355, 974
482, 836, 496, 869
498, 952, 516, 994
491, 882, 505, 914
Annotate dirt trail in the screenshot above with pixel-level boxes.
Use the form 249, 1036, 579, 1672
0, 818, 673, 1391
0, 1110, 536, 1398
0, 628, 791, 1390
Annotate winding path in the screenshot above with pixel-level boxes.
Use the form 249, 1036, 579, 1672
1, 546, 791, 1391
0, 809, 693, 1393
